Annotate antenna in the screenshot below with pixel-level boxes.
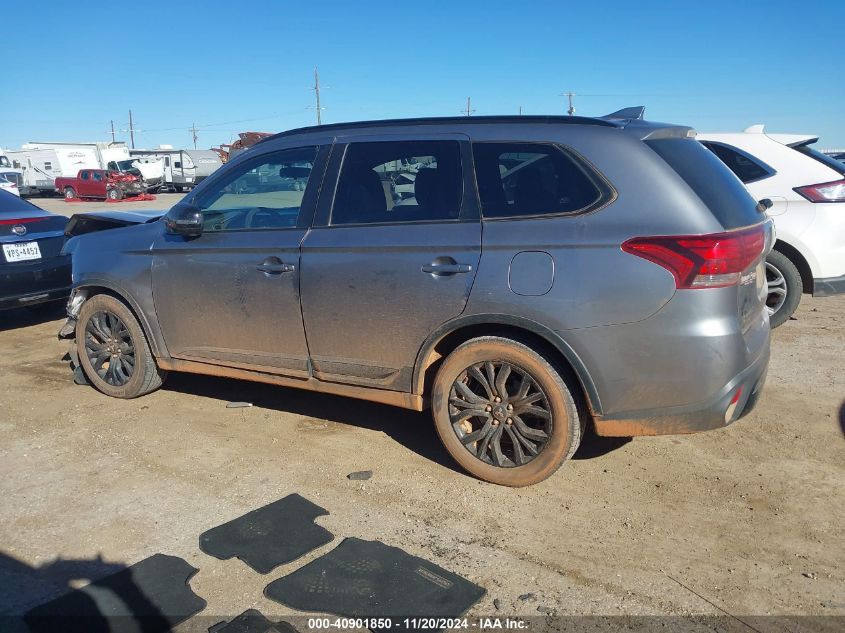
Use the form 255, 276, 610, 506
561, 91, 576, 116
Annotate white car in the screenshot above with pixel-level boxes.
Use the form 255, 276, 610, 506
698, 126, 845, 327
0, 175, 21, 197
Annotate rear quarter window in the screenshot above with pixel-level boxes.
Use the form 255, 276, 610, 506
701, 142, 773, 183
647, 138, 761, 229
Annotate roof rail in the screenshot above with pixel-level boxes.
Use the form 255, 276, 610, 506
257, 114, 619, 145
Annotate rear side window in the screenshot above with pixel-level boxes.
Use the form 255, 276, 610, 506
701, 142, 773, 183
472, 142, 606, 218
331, 140, 463, 225
647, 138, 761, 229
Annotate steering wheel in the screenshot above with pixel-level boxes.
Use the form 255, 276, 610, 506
244, 207, 274, 229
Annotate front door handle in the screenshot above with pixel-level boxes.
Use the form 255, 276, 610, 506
257, 257, 295, 275
421, 257, 473, 276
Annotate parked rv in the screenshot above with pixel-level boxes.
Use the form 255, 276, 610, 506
129, 148, 193, 192
5, 142, 130, 196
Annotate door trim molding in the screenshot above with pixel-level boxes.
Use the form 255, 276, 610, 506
157, 357, 426, 411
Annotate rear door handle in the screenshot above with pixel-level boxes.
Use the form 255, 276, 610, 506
421, 261, 473, 276
257, 257, 295, 275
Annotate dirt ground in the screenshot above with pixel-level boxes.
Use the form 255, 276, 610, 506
0, 197, 843, 631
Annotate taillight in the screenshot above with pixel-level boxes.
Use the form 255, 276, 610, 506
0, 217, 47, 225
622, 224, 767, 289
794, 178, 845, 202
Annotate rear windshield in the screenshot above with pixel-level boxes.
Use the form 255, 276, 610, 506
0, 189, 43, 214
792, 144, 845, 176
646, 138, 761, 229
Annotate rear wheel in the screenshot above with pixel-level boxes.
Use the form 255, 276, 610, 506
766, 250, 802, 328
64, 187, 76, 199
432, 337, 581, 486
76, 294, 166, 398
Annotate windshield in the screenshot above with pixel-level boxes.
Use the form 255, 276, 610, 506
0, 156, 10, 168
116, 160, 137, 170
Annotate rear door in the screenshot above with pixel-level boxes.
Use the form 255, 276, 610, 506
151, 145, 328, 375
300, 135, 481, 391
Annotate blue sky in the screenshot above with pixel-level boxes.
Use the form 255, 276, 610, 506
2, 0, 844, 150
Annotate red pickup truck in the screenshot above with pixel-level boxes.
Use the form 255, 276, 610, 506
55, 169, 145, 201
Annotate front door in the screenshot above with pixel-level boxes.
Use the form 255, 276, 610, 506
300, 136, 481, 391
151, 145, 328, 376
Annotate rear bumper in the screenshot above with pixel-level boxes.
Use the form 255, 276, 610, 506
593, 345, 769, 437
813, 274, 845, 297
0, 256, 72, 310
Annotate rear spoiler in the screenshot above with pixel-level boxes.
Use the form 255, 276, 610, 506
601, 106, 645, 121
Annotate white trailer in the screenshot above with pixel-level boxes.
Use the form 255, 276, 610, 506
4, 142, 131, 196
130, 147, 198, 192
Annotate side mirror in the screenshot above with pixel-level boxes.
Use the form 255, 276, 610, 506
165, 202, 203, 237
756, 198, 773, 213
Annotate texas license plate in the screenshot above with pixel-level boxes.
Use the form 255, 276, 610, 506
3, 241, 42, 262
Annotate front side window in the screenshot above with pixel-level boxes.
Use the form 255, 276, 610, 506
473, 142, 605, 218
331, 140, 462, 225
702, 142, 772, 183
195, 146, 317, 232
92, 172, 103, 181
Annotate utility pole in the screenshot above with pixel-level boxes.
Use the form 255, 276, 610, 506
313, 67, 322, 126
561, 91, 576, 116
128, 109, 136, 148
462, 97, 475, 117
110, 120, 116, 142
190, 123, 198, 149
518, 105, 523, 116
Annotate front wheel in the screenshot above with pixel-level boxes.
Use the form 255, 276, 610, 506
765, 250, 802, 328
107, 187, 123, 200
432, 337, 582, 486
75, 294, 166, 398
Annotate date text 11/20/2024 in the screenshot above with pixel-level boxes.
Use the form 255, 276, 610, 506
307, 618, 529, 630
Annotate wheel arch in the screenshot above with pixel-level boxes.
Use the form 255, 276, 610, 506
73, 279, 166, 359
412, 314, 602, 416
772, 239, 813, 295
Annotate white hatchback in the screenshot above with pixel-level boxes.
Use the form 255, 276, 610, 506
698, 126, 845, 327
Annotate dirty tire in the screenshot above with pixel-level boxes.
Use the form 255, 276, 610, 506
76, 294, 166, 398
107, 187, 123, 200
432, 336, 581, 487
766, 250, 802, 329
64, 187, 76, 199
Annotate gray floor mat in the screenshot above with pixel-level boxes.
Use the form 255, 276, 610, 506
24, 553, 206, 633
199, 494, 333, 574
209, 609, 298, 633
264, 537, 485, 631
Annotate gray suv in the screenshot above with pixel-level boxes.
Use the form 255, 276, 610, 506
60, 113, 774, 486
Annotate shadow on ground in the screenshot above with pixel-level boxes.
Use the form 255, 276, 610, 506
839, 400, 845, 438
0, 303, 65, 333
164, 373, 630, 474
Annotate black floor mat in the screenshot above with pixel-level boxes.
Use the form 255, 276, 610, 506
264, 538, 485, 629
209, 609, 299, 633
24, 553, 206, 633
199, 494, 333, 574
